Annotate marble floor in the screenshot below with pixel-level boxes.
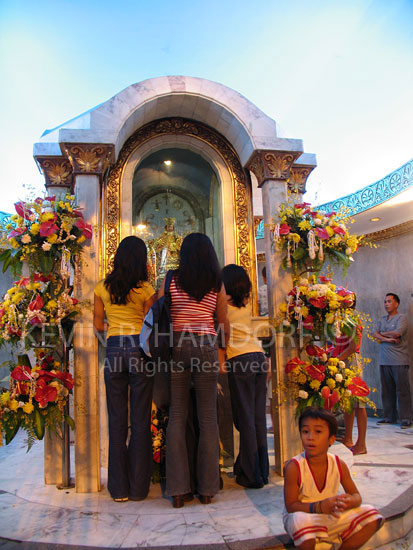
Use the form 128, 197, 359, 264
0, 419, 412, 549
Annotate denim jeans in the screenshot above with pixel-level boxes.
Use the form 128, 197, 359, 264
227, 352, 269, 488
380, 364, 412, 422
165, 332, 220, 497
104, 334, 154, 500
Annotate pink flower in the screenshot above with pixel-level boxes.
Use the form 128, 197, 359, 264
74, 218, 93, 239
333, 225, 346, 235
28, 295, 44, 311
279, 223, 291, 236
302, 315, 314, 330
321, 386, 340, 410
8, 227, 25, 238
14, 201, 33, 220
39, 220, 59, 237
314, 227, 330, 240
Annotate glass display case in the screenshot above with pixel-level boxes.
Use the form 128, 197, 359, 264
132, 148, 223, 288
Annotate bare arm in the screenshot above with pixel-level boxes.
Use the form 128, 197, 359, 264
372, 331, 399, 343
335, 459, 362, 511
143, 292, 157, 315
216, 283, 230, 348
337, 338, 357, 362
93, 294, 106, 333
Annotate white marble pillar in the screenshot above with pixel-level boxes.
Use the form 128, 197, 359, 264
248, 150, 304, 474
73, 173, 101, 492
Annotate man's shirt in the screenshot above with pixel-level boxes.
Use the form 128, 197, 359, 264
375, 313, 410, 365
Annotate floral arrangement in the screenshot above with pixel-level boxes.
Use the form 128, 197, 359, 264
151, 405, 168, 483
285, 345, 374, 416
0, 273, 80, 349
0, 350, 74, 449
0, 194, 92, 275
273, 201, 360, 276
277, 275, 361, 344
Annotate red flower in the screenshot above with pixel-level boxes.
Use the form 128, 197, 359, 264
279, 223, 291, 235
321, 387, 340, 410
348, 376, 370, 397
34, 379, 57, 408
319, 276, 332, 283
14, 201, 33, 220
332, 225, 346, 235
305, 363, 325, 381
302, 315, 314, 330
286, 357, 305, 373
28, 295, 44, 311
55, 371, 74, 390
308, 296, 327, 309
314, 227, 330, 240
74, 218, 93, 239
11, 365, 31, 381
8, 227, 25, 238
39, 220, 59, 237
153, 450, 161, 463
306, 345, 326, 358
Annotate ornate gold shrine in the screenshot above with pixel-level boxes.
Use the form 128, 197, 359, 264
103, 117, 258, 310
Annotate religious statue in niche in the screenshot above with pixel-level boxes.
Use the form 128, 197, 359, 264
148, 217, 183, 288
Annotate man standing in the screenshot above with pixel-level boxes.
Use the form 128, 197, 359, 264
373, 293, 412, 429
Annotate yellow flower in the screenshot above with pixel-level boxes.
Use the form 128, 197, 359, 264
328, 365, 338, 375
11, 214, 18, 222
9, 237, 19, 249
30, 223, 40, 235
62, 221, 73, 233
329, 358, 339, 366
326, 378, 336, 390
77, 235, 86, 244
326, 312, 335, 324
298, 220, 312, 230
0, 391, 10, 405
310, 380, 321, 390
40, 212, 55, 223
290, 233, 301, 243
58, 201, 65, 208
12, 292, 24, 304
298, 374, 307, 384
298, 285, 308, 295
279, 303, 287, 313
47, 234, 58, 244
23, 401, 34, 414
9, 399, 19, 411
46, 300, 57, 310
301, 305, 309, 318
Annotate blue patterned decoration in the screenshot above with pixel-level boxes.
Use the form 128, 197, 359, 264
318, 159, 413, 215
256, 220, 264, 239
0, 211, 12, 230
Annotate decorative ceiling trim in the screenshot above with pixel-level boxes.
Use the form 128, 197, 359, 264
365, 219, 413, 242
318, 158, 413, 215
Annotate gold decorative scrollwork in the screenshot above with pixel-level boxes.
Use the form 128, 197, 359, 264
288, 166, 314, 194
63, 144, 114, 175
36, 157, 73, 189
248, 150, 301, 186
104, 117, 256, 305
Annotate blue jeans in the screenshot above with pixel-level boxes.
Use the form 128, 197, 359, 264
227, 352, 269, 488
165, 332, 220, 497
104, 335, 154, 500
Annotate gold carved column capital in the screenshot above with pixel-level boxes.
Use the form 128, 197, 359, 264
62, 143, 115, 176
36, 156, 74, 191
247, 150, 301, 187
288, 164, 316, 194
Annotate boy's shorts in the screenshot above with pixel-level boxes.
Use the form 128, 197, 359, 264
283, 505, 383, 549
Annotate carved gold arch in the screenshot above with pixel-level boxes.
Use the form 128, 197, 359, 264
103, 117, 258, 312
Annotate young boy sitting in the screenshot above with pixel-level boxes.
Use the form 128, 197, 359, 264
283, 407, 383, 550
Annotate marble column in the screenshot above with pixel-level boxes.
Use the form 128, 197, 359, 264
64, 143, 113, 492
36, 156, 74, 485
248, 150, 303, 474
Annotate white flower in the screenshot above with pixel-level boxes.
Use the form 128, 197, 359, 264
18, 401, 25, 408
299, 278, 308, 286
346, 389, 352, 395
338, 361, 346, 368
283, 320, 291, 327
298, 390, 309, 399
314, 218, 322, 226
42, 242, 52, 251
318, 210, 326, 217
322, 217, 329, 225
29, 214, 36, 222
328, 220, 334, 226
294, 306, 301, 313
21, 234, 31, 244
69, 235, 76, 240
321, 354, 328, 362
335, 374, 343, 382
345, 247, 352, 255
42, 200, 51, 207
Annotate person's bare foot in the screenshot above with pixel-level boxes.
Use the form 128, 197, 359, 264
342, 440, 354, 449
351, 445, 367, 455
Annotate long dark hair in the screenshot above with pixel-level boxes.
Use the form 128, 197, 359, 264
222, 264, 251, 308
175, 233, 221, 301
104, 236, 148, 305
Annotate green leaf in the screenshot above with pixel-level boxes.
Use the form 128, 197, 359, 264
65, 415, 76, 431
33, 409, 45, 440
292, 247, 305, 260
17, 354, 32, 368
4, 416, 21, 445
0, 249, 11, 262
38, 254, 54, 275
